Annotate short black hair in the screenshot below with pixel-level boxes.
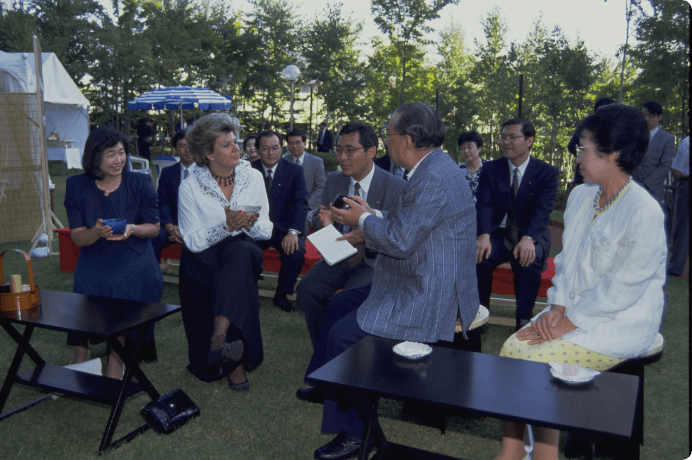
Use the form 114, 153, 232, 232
286, 129, 306, 143
243, 134, 258, 151
257, 130, 283, 148
390, 103, 445, 149
338, 123, 378, 151
82, 126, 129, 180
172, 129, 187, 148
594, 97, 616, 111
457, 130, 483, 149
501, 117, 535, 139
642, 101, 663, 117
576, 104, 649, 174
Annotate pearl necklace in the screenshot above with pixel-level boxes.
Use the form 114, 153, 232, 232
593, 177, 632, 213
96, 175, 121, 196
212, 170, 235, 187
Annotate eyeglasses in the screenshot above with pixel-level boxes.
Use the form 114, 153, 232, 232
259, 145, 282, 153
335, 147, 365, 156
575, 146, 588, 158
287, 141, 304, 147
498, 134, 525, 143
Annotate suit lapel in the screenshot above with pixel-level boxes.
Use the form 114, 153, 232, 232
515, 157, 535, 203
367, 166, 385, 209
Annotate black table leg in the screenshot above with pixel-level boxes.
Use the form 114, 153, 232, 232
0, 324, 44, 417
351, 392, 387, 460
99, 327, 161, 453
0, 321, 45, 367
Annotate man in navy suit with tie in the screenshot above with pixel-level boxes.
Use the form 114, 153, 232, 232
476, 117, 559, 331
251, 131, 309, 312
311, 103, 479, 460
151, 129, 195, 262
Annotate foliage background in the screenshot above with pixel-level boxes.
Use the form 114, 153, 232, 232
0, 0, 689, 174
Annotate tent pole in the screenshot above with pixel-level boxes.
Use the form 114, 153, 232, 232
33, 36, 55, 254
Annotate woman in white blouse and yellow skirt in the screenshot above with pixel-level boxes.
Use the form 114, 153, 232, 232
495, 104, 667, 460
178, 113, 273, 392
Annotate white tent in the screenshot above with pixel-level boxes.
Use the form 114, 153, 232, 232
0, 51, 89, 166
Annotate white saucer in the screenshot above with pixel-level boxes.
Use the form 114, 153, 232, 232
548, 361, 600, 384
393, 341, 432, 360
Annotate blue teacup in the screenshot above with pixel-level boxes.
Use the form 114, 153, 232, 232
102, 218, 127, 234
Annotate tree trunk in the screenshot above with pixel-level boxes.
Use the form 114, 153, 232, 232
400, 56, 407, 105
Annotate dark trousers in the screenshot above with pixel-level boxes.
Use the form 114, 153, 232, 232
296, 258, 373, 347
180, 234, 264, 381
668, 179, 689, 276
476, 228, 546, 321
151, 225, 173, 263
318, 284, 378, 438
256, 228, 305, 297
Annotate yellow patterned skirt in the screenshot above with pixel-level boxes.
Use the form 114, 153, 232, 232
500, 328, 625, 371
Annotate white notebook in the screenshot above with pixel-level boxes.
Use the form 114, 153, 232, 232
307, 224, 358, 266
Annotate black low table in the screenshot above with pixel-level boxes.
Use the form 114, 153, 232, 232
307, 336, 641, 460
0, 290, 181, 454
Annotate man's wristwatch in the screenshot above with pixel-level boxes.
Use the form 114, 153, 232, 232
288, 229, 300, 236
527, 236, 537, 245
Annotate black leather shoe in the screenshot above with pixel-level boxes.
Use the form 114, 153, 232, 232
273, 295, 295, 312
296, 387, 324, 404
314, 433, 362, 460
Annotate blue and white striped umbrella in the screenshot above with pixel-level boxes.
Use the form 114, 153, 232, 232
127, 86, 232, 111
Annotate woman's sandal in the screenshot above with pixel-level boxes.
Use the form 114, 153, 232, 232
208, 339, 245, 366
227, 374, 250, 392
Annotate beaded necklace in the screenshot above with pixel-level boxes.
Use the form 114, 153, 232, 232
592, 176, 632, 222
212, 170, 235, 187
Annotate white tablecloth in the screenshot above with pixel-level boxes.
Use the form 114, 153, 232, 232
46, 147, 82, 169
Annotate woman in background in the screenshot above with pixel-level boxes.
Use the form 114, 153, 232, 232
64, 126, 162, 379
457, 130, 487, 202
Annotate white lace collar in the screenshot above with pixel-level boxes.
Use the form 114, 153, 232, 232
193, 160, 252, 206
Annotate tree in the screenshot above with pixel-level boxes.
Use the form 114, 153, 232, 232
86, 0, 154, 131
302, 4, 366, 132
436, 22, 477, 160
629, 0, 689, 137
242, 0, 299, 131
371, 0, 458, 105
363, 37, 437, 133
468, 8, 516, 157
532, 29, 598, 167
28, 0, 104, 85
0, 1, 37, 52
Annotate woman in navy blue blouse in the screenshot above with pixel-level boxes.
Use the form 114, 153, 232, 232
64, 126, 162, 379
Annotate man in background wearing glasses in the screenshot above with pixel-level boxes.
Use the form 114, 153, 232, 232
476, 117, 559, 331
283, 129, 326, 234
633, 101, 676, 207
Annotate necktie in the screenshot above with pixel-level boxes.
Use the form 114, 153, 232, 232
266, 170, 273, 192
295, 157, 301, 166
347, 182, 364, 267
183, 168, 189, 180
504, 168, 520, 250
403, 170, 409, 181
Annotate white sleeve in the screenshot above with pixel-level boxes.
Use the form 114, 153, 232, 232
178, 178, 230, 253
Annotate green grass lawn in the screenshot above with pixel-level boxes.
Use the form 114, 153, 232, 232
0, 161, 686, 459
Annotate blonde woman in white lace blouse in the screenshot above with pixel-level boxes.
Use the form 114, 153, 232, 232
495, 104, 666, 460
178, 113, 272, 392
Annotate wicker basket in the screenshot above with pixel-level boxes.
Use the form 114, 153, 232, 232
0, 249, 41, 312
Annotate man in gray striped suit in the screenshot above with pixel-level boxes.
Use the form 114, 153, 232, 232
312, 103, 479, 460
